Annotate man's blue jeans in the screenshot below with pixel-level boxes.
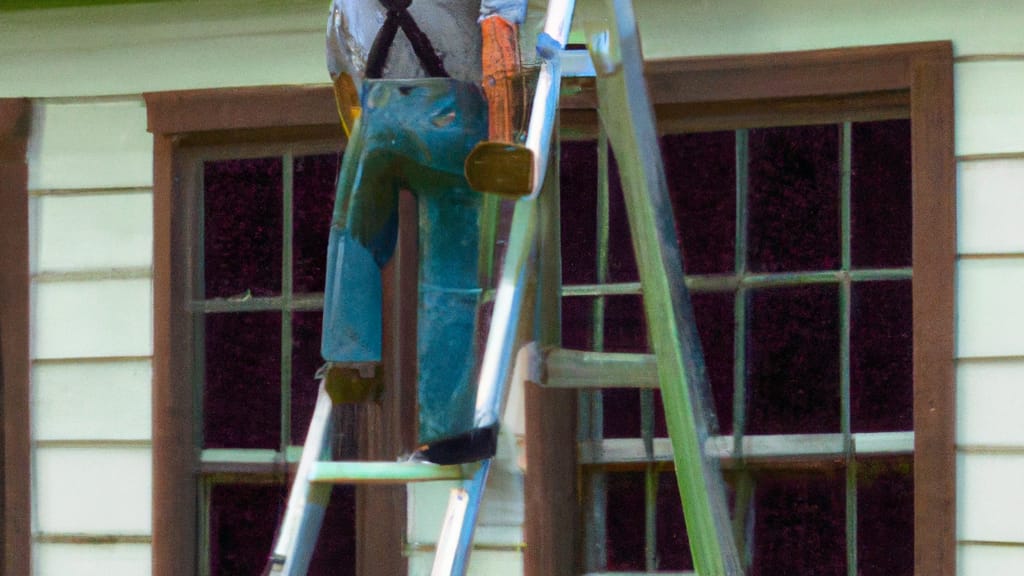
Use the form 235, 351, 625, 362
321, 78, 488, 444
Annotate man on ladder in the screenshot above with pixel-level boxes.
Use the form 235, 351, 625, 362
321, 0, 534, 461
266, 1, 535, 573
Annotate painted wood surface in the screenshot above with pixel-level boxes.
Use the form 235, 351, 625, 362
5, 0, 1024, 573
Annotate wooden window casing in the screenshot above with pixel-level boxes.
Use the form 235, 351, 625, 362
146, 86, 416, 576
527, 41, 955, 576
147, 39, 954, 576
0, 98, 32, 576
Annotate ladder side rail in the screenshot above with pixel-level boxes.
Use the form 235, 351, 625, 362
585, 1, 743, 574
267, 383, 336, 575
473, 0, 575, 441
523, 0, 577, 200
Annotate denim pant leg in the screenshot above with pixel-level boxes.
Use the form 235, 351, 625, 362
416, 185, 483, 444
321, 78, 488, 443
320, 116, 400, 365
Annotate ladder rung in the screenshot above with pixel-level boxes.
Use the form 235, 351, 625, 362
578, 431, 915, 467
584, 572, 696, 576
543, 349, 658, 389
309, 461, 476, 484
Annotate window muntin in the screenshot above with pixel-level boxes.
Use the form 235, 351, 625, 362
187, 147, 357, 575
563, 119, 914, 574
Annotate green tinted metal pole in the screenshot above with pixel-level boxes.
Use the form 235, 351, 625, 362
584, 1, 743, 573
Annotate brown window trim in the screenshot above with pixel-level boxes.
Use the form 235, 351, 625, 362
0, 98, 32, 576
527, 41, 955, 576
148, 39, 954, 576
145, 85, 415, 576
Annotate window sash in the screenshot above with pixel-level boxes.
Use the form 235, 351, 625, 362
523, 41, 955, 576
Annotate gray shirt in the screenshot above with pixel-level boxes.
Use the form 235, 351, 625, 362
326, 0, 537, 86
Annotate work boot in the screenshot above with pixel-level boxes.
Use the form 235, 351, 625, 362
413, 422, 499, 465
318, 362, 385, 404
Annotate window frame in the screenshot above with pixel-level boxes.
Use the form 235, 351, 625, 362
0, 97, 32, 576
527, 41, 956, 575
146, 86, 417, 576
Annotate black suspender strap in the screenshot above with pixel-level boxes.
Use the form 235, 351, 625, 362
365, 0, 449, 79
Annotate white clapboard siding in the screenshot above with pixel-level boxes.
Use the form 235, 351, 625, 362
0, 0, 325, 98
32, 277, 152, 360
958, 159, 1024, 255
35, 543, 151, 576
958, 453, 1024, 543
33, 360, 152, 442
634, 0, 1024, 60
407, 456, 524, 548
408, 550, 523, 576
35, 446, 152, 535
956, 258, 1024, 358
4, 1, 1024, 98
36, 192, 153, 272
408, 481, 524, 548
957, 360, 1024, 448
407, 481, 461, 547
28, 99, 152, 190
959, 543, 1024, 576
955, 61, 1024, 157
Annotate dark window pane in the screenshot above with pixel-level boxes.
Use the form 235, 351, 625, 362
606, 151, 638, 283
664, 131, 736, 275
851, 120, 912, 269
747, 286, 840, 434
748, 125, 840, 273
308, 486, 357, 576
656, 472, 695, 571
603, 296, 646, 438
604, 295, 647, 353
204, 312, 281, 449
603, 388, 641, 439
204, 157, 283, 299
293, 153, 341, 294
561, 296, 594, 350
857, 458, 914, 576
208, 484, 281, 576
605, 472, 646, 570
292, 311, 324, 444
208, 483, 355, 576
752, 472, 846, 576
653, 291, 735, 437
694, 291, 735, 435
560, 140, 598, 285
851, 281, 913, 432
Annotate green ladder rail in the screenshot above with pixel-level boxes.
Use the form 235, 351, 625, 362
578, 1, 743, 574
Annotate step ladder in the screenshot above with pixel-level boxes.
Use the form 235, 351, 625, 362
265, 1, 743, 574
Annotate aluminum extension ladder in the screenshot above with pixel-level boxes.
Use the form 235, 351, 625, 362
265, 1, 742, 574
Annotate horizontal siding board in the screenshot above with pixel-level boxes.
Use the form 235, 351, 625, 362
635, 0, 1024, 60
33, 360, 152, 441
955, 61, 1024, 157
3, 1, 1024, 97
4, 32, 325, 99
958, 453, 1024, 543
957, 360, 1024, 448
956, 258, 1024, 358
32, 278, 153, 359
36, 192, 153, 271
958, 543, 1024, 576
35, 446, 152, 535
407, 464, 523, 548
958, 159, 1024, 255
408, 550, 523, 576
28, 100, 152, 190
35, 542, 151, 576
